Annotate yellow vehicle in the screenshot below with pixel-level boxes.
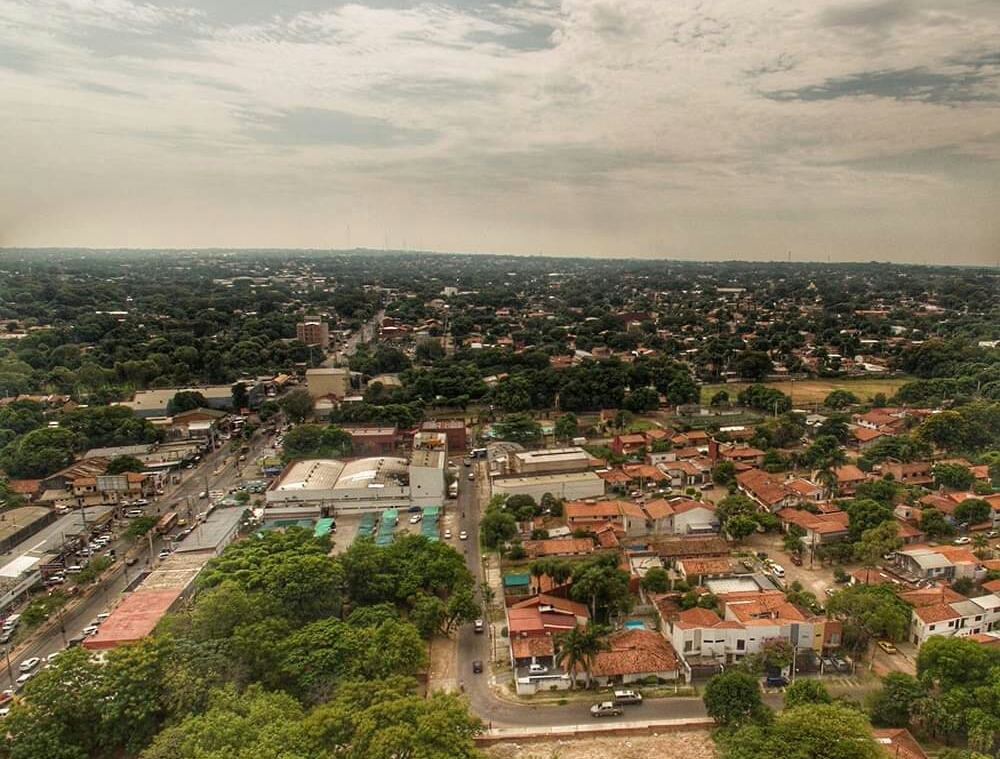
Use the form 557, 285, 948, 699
877, 640, 897, 655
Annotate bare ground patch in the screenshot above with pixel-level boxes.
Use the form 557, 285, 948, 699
483, 731, 717, 759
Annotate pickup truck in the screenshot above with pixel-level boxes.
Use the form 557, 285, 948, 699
590, 701, 623, 717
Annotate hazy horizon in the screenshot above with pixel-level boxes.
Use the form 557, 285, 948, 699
1, 0, 998, 264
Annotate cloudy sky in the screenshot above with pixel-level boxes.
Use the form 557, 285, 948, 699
0, 0, 998, 263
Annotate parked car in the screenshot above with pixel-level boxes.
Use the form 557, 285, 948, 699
954, 536, 972, 545
444, 530, 452, 540
988, 531, 999, 539
831, 656, 850, 672
467, 472, 475, 481
590, 701, 623, 717
472, 660, 483, 674
764, 675, 789, 687
528, 664, 548, 674
15, 672, 33, 689
18, 657, 40, 673
824, 588, 837, 597
82, 625, 99, 637
409, 514, 422, 524
769, 563, 785, 578
474, 619, 485, 634
877, 640, 898, 654
124, 509, 144, 518
821, 655, 835, 670
158, 550, 172, 560
789, 553, 803, 566
613, 689, 643, 705
459, 531, 469, 540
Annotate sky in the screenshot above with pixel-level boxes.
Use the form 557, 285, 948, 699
0, 0, 998, 264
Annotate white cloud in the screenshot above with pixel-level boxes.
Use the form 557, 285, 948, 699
0, 0, 997, 262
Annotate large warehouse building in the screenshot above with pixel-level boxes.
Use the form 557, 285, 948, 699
264, 451, 446, 517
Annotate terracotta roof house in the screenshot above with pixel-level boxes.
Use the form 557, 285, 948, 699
736, 468, 797, 512
578, 629, 682, 685
522, 537, 596, 559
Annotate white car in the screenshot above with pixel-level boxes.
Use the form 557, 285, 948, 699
528, 663, 548, 674
18, 657, 40, 673
82, 625, 99, 637
444, 530, 452, 539
158, 550, 172, 560
954, 537, 972, 545
459, 531, 469, 541
409, 514, 422, 524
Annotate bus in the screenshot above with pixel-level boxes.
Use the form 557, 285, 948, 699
156, 512, 179, 534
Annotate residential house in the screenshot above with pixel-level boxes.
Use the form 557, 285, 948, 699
719, 445, 766, 468
563, 499, 647, 537
883, 461, 934, 487
677, 557, 733, 585
522, 537, 596, 559
776, 507, 850, 546
671, 499, 720, 535
736, 468, 798, 512
611, 434, 647, 457
851, 426, 886, 450
576, 629, 682, 686
896, 545, 980, 582
902, 586, 1000, 646
665, 591, 839, 675
833, 465, 868, 497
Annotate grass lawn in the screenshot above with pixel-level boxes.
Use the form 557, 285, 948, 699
700, 376, 912, 406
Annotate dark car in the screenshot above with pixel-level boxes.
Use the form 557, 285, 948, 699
756, 551, 768, 560
472, 660, 483, 674
765, 675, 789, 688
790, 553, 803, 566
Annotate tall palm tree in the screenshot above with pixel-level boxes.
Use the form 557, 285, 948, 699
816, 467, 838, 500
556, 626, 608, 690
973, 533, 989, 558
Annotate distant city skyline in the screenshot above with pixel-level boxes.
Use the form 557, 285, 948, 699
1, 0, 997, 264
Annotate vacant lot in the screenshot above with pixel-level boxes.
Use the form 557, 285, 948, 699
483, 732, 716, 759
700, 377, 911, 406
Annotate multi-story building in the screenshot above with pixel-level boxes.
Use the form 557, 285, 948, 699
296, 317, 330, 349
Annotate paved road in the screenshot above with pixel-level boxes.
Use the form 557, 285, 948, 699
1, 426, 271, 688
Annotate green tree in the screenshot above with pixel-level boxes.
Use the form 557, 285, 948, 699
954, 498, 991, 526
854, 478, 898, 505
480, 508, 517, 549
844, 498, 894, 542
712, 460, 737, 486
824, 389, 858, 409
106, 455, 145, 474
783, 678, 832, 708
409, 593, 447, 638
934, 463, 976, 490
554, 412, 579, 442
126, 516, 158, 539
1, 426, 78, 478
142, 685, 315, 759
493, 413, 542, 446
231, 381, 249, 410
557, 625, 609, 689
640, 567, 670, 593
703, 670, 770, 727
868, 671, 926, 728
720, 704, 884, 759
919, 507, 952, 538
854, 521, 902, 567
166, 391, 207, 415
278, 388, 314, 423
826, 583, 910, 657
726, 514, 759, 542
569, 554, 632, 623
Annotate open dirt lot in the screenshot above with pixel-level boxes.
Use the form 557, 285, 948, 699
483, 732, 716, 759
700, 377, 910, 406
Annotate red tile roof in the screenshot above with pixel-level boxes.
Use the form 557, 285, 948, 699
586, 629, 681, 677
